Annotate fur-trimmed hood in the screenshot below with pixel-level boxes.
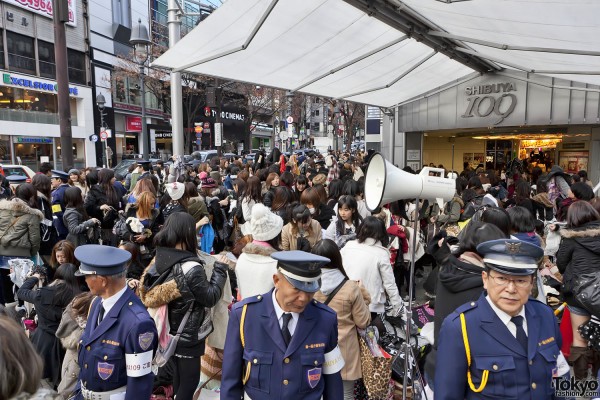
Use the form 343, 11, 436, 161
0, 198, 44, 220
242, 242, 278, 257
532, 192, 554, 208
560, 221, 600, 255
139, 260, 182, 308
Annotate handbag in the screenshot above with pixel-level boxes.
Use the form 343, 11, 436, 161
572, 272, 600, 317
358, 334, 393, 399
152, 302, 194, 368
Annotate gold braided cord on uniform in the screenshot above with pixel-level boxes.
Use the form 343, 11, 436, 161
240, 304, 251, 385
460, 313, 488, 393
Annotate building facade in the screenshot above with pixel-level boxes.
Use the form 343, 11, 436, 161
0, 0, 95, 171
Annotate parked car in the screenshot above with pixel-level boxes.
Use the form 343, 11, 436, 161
0, 164, 36, 183
112, 159, 137, 179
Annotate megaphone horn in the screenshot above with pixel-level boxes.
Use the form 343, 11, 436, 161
364, 153, 456, 211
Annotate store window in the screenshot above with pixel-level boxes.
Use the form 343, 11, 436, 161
7, 32, 36, 75
486, 140, 513, 172
13, 137, 54, 171
0, 135, 11, 163
38, 40, 56, 79
114, 75, 160, 110
0, 87, 61, 124
68, 50, 86, 85
56, 138, 86, 170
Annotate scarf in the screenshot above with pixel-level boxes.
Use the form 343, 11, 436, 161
458, 251, 485, 269
319, 268, 346, 295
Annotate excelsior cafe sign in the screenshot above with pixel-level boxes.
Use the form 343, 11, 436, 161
2, 73, 79, 96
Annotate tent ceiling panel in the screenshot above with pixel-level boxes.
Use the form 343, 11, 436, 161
153, 0, 600, 108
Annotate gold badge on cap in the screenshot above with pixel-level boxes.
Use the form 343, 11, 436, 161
505, 241, 521, 255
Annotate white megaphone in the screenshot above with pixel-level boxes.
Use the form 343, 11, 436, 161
364, 152, 456, 211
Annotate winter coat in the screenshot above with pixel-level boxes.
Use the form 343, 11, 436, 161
37, 192, 58, 256
162, 200, 186, 221
188, 196, 210, 222
340, 238, 403, 313
63, 207, 96, 247
436, 196, 464, 224
313, 279, 371, 380
118, 205, 162, 259
281, 219, 322, 251
56, 301, 85, 397
0, 198, 43, 257
17, 277, 75, 387
235, 242, 278, 299
532, 192, 554, 221
424, 252, 485, 382
84, 185, 120, 229
314, 203, 335, 230
140, 247, 227, 357
557, 221, 600, 308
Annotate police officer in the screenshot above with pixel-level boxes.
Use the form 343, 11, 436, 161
435, 239, 569, 400
221, 250, 344, 399
74, 245, 158, 400
50, 170, 69, 240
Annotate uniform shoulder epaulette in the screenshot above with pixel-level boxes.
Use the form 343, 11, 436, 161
232, 293, 265, 310
312, 299, 337, 315
454, 300, 478, 315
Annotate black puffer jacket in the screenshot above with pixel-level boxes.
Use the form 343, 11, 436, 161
557, 221, 600, 308
140, 247, 227, 357
84, 185, 121, 229
424, 252, 485, 382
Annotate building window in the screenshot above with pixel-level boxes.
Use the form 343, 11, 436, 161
0, 31, 5, 70
38, 40, 56, 79
315, 109, 319, 117
6, 32, 36, 75
68, 50, 86, 85
113, 0, 131, 27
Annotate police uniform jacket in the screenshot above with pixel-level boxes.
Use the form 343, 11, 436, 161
435, 293, 563, 400
52, 183, 69, 239
76, 287, 158, 400
221, 289, 344, 400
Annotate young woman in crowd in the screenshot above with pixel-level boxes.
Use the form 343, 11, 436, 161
312, 239, 371, 399
119, 191, 162, 266
340, 216, 403, 332
262, 172, 280, 208
68, 169, 88, 198
234, 203, 283, 299
281, 204, 322, 251
301, 186, 335, 230
270, 186, 294, 225
63, 186, 100, 247
17, 263, 81, 389
507, 206, 542, 247
324, 195, 363, 247
161, 181, 188, 221
294, 175, 308, 202
32, 174, 58, 266
140, 212, 227, 400
326, 179, 343, 209
84, 169, 121, 246
0, 183, 43, 305
240, 176, 262, 235
557, 201, 600, 379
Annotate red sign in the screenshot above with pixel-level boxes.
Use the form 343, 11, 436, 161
126, 116, 142, 132
100, 130, 108, 140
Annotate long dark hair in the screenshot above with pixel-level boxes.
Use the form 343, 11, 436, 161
98, 169, 118, 207
53, 263, 82, 306
15, 183, 38, 209
336, 195, 362, 236
32, 174, 52, 200
64, 186, 88, 218
311, 239, 348, 279
153, 212, 198, 254
328, 179, 343, 202
242, 176, 262, 203
357, 216, 388, 247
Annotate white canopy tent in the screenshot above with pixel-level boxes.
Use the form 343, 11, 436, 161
152, 0, 600, 108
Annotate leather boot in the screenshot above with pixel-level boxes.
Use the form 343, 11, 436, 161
590, 348, 600, 377
568, 346, 590, 380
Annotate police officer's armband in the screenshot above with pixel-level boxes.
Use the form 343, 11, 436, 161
52, 204, 62, 213
460, 313, 488, 393
323, 345, 345, 375
125, 350, 153, 377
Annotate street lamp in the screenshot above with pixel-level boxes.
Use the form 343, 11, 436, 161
96, 92, 108, 168
130, 18, 152, 159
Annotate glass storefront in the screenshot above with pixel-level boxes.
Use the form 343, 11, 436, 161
0, 86, 78, 125
13, 137, 86, 171
485, 140, 514, 171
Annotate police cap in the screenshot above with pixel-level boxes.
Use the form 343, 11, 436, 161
271, 250, 330, 293
477, 239, 543, 276
51, 170, 69, 181
74, 245, 131, 276
6, 175, 27, 183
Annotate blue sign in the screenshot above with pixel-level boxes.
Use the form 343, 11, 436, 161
3, 73, 78, 96
17, 137, 53, 144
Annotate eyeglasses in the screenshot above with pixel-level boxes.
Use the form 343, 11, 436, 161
487, 273, 532, 288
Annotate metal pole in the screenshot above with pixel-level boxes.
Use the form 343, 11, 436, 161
100, 111, 107, 168
451, 143, 455, 173
168, 0, 184, 157
140, 66, 149, 159
52, 0, 73, 171
403, 197, 419, 400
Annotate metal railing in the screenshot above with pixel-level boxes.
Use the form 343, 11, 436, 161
0, 108, 78, 125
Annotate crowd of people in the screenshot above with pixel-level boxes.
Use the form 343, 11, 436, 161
0, 148, 597, 399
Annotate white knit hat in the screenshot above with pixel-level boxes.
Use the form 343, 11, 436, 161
166, 181, 185, 201
250, 203, 283, 241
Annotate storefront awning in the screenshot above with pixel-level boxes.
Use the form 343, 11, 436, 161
152, 0, 600, 108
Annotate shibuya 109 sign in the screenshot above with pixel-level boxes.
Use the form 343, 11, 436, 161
461, 82, 517, 125
6, 0, 77, 27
